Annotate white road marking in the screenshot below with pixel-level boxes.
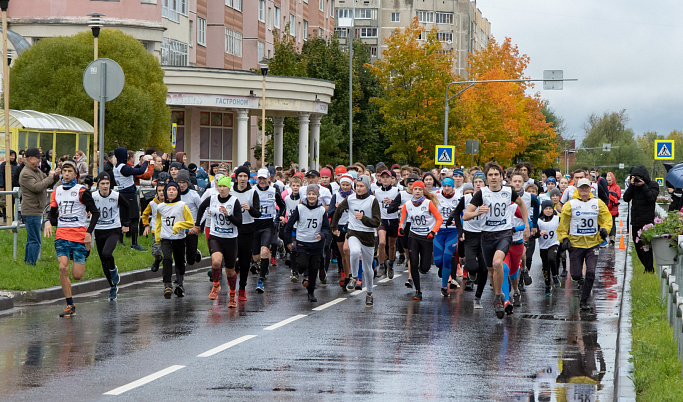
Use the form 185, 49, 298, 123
312, 298, 346, 311
350, 288, 366, 296
197, 335, 257, 357
264, 314, 307, 330
103, 365, 185, 395
378, 277, 391, 283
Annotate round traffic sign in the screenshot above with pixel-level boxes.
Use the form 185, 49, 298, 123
83, 58, 125, 102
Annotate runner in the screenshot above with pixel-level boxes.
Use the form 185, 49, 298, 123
538, 199, 561, 296
44, 160, 100, 317
154, 182, 195, 299
281, 176, 302, 282
331, 175, 381, 307
328, 174, 354, 290
176, 169, 203, 267
230, 165, 261, 302
502, 200, 525, 313
193, 175, 242, 308
462, 162, 530, 319
374, 170, 400, 279
509, 170, 539, 291
557, 178, 612, 310
142, 182, 166, 272
251, 168, 285, 294
387, 173, 418, 286
399, 180, 443, 300
112, 147, 152, 251
93, 172, 130, 301
433, 177, 461, 297
284, 185, 331, 302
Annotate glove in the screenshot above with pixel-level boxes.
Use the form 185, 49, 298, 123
561, 237, 570, 252
398, 228, 405, 237
446, 216, 454, 227
427, 231, 435, 240
600, 228, 608, 240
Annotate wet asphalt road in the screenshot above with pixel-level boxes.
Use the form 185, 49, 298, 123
0, 236, 626, 401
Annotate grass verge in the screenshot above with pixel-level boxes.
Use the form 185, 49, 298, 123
630, 246, 683, 401
0, 229, 209, 291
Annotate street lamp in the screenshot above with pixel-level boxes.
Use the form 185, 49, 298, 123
1, 0, 10, 225
259, 59, 268, 168
88, 13, 104, 175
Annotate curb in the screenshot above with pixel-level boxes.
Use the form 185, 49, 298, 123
1, 257, 213, 308
615, 235, 637, 401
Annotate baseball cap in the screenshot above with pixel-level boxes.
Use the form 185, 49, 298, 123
335, 166, 347, 175
257, 168, 269, 178
391, 164, 400, 169
366, 164, 375, 173
577, 178, 591, 187
294, 172, 305, 179
25, 148, 42, 158
379, 170, 392, 177
305, 170, 320, 177
268, 166, 276, 177
440, 168, 449, 174
405, 173, 419, 185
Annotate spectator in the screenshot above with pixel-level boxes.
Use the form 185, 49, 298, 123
19, 148, 60, 265
40, 149, 53, 175
175, 152, 188, 170
74, 150, 89, 182
187, 163, 199, 187
623, 165, 659, 273
104, 151, 117, 187
606, 172, 622, 245
113, 147, 152, 251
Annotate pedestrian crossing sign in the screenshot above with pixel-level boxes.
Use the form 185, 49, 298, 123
656, 178, 664, 186
655, 140, 674, 160
435, 145, 455, 165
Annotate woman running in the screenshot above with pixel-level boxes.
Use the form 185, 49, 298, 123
328, 174, 354, 290
433, 177, 461, 297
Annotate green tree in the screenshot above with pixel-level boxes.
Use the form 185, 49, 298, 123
10, 29, 171, 152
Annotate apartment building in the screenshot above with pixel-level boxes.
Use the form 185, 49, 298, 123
333, 0, 491, 77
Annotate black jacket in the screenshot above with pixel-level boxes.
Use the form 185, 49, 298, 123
623, 165, 659, 227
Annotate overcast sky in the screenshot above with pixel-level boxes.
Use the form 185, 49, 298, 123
476, 0, 683, 144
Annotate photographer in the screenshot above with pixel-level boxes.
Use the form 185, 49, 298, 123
623, 165, 659, 273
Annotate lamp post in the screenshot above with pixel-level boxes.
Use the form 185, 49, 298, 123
88, 13, 104, 175
1, 0, 10, 225
259, 59, 269, 168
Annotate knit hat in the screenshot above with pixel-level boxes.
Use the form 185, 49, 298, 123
235, 165, 250, 178
543, 168, 556, 180
472, 171, 486, 183
549, 188, 562, 197
188, 163, 197, 173
340, 174, 354, 186
176, 169, 190, 183
96, 171, 112, 183
164, 181, 180, 203
169, 162, 182, 170
335, 166, 347, 175
320, 168, 332, 178
357, 175, 371, 191
452, 168, 464, 177
541, 199, 555, 212
217, 175, 231, 188
348, 170, 358, 179
546, 177, 557, 185
412, 180, 425, 190
306, 184, 319, 195
462, 183, 474, 192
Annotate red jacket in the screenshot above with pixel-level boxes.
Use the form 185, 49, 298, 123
607, 172, 621, 216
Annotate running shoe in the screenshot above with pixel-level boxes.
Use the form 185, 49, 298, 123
256, 279, 265, 293
449, 279, 460, 289
196, 250, 202, 264
331, 258, 338, 264
174, 284, 185, 298
207, 269, 214, 281
553, 275, 561, 288
398, 254, 406, 266
250, 262, 259, 275
377, 264, 386, 278
238, 289, 247, 302
151, 259, 160, 273
469, 271, 478, 283
474, 297, 483, 309
511, 289, 520, 305
339, 271, 346, 287
343, 277, 350, 292
560, 269, 567, 278
418, 266, 430, 274
464, 281, 474, 291
405, 278, 414, 288
441, 287, 449, 298
209, 284, 220, 300
504, 300, 513, 315
387, 261, 395, 279
290, 271, 299, 282
308, 293, 318, 303
109, 285, 118, 301
270, 257, 277, 267
131, 244, 148, 252
228, 290, 237, 308
413, 291, 423, 301
302, 277, 309, 289
580, 300, 591, 311
493, 294, 505, 319
164, 285, 173, 299
319, 268, 327, 284
346, 277, 356, 290
599, 240, 607, 248
355, 280, 362, 290
518, 280, 526, 293
59, 304, 76, 317
320, 276, 327, 285
456, 275, 463, 286
365, 294, 373, 307
522, 268, 532, 286
545, 284, 552, 296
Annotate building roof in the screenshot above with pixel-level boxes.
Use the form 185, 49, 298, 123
0, 110, 94, 133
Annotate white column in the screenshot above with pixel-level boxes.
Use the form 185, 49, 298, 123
236, 109, 249, 166
298, 112, 310, 172
273, 116, 285, 167
310, 114, 322, 171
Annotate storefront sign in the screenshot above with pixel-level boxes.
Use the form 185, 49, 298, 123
166, 93, 259, 109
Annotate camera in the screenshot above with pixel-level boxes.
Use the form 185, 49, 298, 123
633, 176, 642, 183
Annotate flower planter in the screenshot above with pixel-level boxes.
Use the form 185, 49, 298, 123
652, 236, 678, 266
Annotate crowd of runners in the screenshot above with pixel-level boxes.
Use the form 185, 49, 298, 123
43, 148, 616, 319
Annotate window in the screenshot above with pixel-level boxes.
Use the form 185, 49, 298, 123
303, 20, 308, 41
298, 21, 302, 42
437, 32, 453, 42
268, 7, 272, 29
391, 12, 400, 22
417, 30, 427, 41
274, 6, 281, 28
436, 12, 453, 25
225, 28, 242, 57
258, 0, 265, 22
162, 0, 187, 22
197, 17, 206, 46
337, 8, 352, 19
358, 27, 377, 38
334, 27, 348, 38
161, 38, 188, 66
226, 0, 242, 11
370, 46, 377, 57
189, 20, 193, 47
355, 8, 372, 19
198, 111, 234, 168
319, 0, 324, 12
417, 10, 434, 23
289, 14, 296, 36
258, 42, 265, 63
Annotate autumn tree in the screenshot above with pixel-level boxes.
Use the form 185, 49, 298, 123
369, 18, 456, 167
453, 37, 558, 168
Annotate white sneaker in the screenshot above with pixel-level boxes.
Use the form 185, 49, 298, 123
474, 297, 483, 309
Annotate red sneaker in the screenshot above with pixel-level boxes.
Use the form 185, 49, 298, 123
339, 271, 346, 287
228, 290, 237, 308
270, 257, 277, 267
238, 289, 247, 302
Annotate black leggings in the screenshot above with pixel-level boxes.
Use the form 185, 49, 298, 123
161, 238, 186, 284
539, 245, 558, 285
409, 235, 433, 292
119, 192, 140, 245
297, 252, 322, 294
237, 231, 254, 290
96, 228, 121, 287
525, 237, 536, 270
632, 224, 655, 273
185, 233, 199, 265
463, 231, 488, 298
